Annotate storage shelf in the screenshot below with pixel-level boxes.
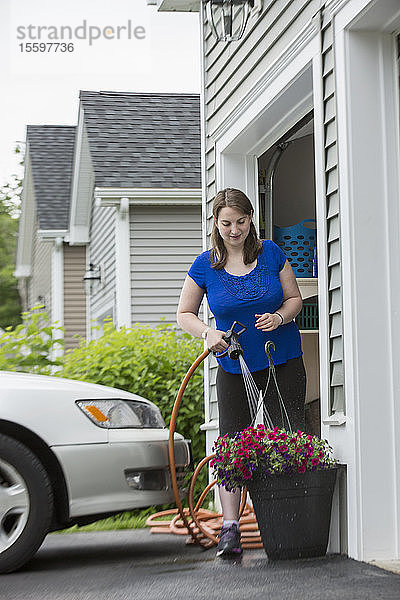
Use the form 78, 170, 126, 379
297, 277, 318, 300
296, 277, 318, 283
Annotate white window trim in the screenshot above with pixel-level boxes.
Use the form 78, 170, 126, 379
90, 302, 115, 340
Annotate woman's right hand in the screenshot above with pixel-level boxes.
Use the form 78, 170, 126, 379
206, 329, 229, 353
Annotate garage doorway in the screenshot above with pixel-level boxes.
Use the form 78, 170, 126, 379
257, 110, 321, 435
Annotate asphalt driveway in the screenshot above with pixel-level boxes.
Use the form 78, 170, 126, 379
1, 529, 399, 600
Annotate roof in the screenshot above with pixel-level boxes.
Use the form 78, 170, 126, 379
79, 91, 201, 189
26, 125, 76, 230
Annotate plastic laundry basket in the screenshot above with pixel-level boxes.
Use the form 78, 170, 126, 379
273, 219, 317, 277
295, 296, 319, 330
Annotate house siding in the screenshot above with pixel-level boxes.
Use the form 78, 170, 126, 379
63, 244, 86, 349
320, 12, 344, 413
28, 219, 52, 315
89, 203, 116, 322
129, 205, 202, 325
204, 0, 320, 134
74, 122, 95, 234
202, 0, 344, 420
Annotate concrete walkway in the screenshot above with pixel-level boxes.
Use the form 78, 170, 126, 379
370, 560, 400, 575
1, 529, 399, 600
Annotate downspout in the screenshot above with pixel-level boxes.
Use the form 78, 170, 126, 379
115, 197, 132, 329
264, 142, 291, 239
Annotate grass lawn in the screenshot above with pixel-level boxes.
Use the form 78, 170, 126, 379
58, 506, 175, 533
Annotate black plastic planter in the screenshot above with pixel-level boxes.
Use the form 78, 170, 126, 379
247, 468, 337, 560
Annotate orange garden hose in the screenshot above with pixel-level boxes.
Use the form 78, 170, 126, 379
146, 348, 263, 550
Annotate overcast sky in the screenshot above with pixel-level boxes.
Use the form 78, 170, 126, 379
0, 0, 200, 185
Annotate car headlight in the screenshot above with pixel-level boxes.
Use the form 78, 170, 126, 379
76, 399, 166, 429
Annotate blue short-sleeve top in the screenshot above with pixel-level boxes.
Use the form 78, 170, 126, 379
188, 239, 303, 374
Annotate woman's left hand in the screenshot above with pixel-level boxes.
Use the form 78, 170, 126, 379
254, 313, 281, 332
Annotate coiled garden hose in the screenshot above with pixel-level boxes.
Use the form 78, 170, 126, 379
166, 347, 261, 549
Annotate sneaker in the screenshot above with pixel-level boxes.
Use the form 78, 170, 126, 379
216, 523, 243, 558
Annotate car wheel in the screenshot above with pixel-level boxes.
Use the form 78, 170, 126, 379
0, 434, 53, 573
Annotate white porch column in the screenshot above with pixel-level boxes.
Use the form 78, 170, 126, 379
334, 22, 400, 561
115, 197, 132, 328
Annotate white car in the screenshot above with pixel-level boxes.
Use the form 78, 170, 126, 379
0, 371, 191, 573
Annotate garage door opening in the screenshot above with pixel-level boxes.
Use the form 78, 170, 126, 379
257, 110, 320, 435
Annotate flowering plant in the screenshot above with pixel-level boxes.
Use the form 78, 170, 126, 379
211, 425, 337, 492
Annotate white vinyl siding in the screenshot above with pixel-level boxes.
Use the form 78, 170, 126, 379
89, 203, 116, 321
204, 0, 320, 134
130, 205, 202, 325
320, 14, 344, 414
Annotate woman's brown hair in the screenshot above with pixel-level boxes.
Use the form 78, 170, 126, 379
210, 188, 262, 269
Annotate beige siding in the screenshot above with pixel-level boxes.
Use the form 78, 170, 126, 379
63, 245, 86, 350
130, 205, 202, 325
28, 218, 52, 316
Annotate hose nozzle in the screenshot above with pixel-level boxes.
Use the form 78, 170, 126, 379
216, 321, 247, 360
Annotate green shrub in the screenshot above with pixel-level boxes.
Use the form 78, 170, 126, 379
0, 306, 63, 374
62, 322, 205, 466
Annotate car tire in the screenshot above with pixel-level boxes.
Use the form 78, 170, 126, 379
0, 434, 53, 573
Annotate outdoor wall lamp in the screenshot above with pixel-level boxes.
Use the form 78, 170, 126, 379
83, 263, 101, 296
205, 0, 262, 42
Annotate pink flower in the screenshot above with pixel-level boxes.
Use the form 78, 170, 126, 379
279, 433, 287, 441
311, 458, 319, 466
268, 433, 275, 440
279, 444, 288, 452
298, 464, 306, 473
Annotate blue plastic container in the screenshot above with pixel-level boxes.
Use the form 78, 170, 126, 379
273, 219, 317, 277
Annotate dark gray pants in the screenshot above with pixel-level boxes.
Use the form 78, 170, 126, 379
216, 356, 306, 436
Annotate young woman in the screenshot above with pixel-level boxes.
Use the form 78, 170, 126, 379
177, 188, 306, 558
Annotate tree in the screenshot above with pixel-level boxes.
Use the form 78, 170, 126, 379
0, 147, 23, 329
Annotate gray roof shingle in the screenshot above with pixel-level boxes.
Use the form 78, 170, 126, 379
79, 91, 201, 189
27, 125, 76, 230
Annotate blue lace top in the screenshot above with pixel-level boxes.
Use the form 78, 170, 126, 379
188, 240, 302, 374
